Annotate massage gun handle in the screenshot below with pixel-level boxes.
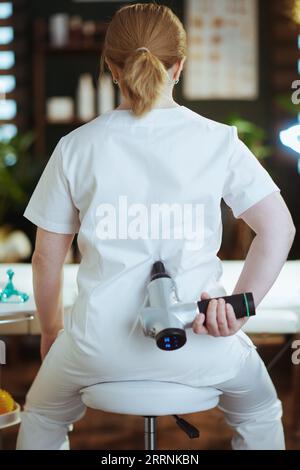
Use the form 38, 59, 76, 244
197, 292, 255, 320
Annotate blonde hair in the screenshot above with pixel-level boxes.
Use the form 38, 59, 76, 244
100, 2, 187, 117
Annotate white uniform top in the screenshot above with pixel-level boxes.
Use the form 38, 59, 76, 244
23, 105, 280, 386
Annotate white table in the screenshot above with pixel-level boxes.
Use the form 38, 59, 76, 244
221, 260, 300, 333
0, 264, 78, 334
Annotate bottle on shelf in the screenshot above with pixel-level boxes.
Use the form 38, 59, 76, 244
46, 96, 74, 123
82, 20, 96, 45
76, 73, 96, 122
69, 15, 83, 43
49, 13, 69, 47
97, 73, 115, 115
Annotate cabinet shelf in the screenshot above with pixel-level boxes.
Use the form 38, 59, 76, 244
33, 18, 111, 155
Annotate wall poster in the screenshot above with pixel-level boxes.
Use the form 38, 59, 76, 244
184, 0, 258, 100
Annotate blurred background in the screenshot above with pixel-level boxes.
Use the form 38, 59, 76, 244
0, 0, 300, 450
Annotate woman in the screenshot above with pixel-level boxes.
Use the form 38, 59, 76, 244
17, 3, 295, 450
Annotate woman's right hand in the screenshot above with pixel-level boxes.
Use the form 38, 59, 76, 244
192, 292, 248, 337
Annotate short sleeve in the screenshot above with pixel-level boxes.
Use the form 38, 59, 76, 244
23, 138, 80, 234
222, 126, 281, 218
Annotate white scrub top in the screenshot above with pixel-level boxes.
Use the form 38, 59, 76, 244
23, 105, 280, 386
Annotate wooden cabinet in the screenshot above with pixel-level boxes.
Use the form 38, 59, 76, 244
32, 18, 109, 156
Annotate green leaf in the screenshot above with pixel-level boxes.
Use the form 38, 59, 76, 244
276, 94, 300, 116
223, 114, 271, 162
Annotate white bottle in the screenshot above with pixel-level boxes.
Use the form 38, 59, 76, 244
49, 14, 69, 47
76, 74, 96, 122
97, 73, 115, 115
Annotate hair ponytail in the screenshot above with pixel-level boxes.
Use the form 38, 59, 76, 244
120, 49, 168, 117
100, 2, 187, 117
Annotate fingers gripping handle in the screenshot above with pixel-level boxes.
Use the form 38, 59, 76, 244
197, 292, 256, 320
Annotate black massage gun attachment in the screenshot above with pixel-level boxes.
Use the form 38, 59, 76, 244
151, 261, 171, 281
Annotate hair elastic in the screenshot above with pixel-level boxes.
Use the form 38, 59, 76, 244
134, 46, 177, 85
135, 47, 150, 53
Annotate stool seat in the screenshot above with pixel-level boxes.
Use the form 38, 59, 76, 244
80, 380, 221, 416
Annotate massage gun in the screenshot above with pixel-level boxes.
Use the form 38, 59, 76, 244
139, 261, 255, 351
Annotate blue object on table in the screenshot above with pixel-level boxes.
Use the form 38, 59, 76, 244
0, 269, 29, 303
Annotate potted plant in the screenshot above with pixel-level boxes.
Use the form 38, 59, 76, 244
220, 115, 273, 259
0, 131, 44, 262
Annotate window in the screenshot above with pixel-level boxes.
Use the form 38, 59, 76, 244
0, 2, 16, 140
0, 1, 27, 140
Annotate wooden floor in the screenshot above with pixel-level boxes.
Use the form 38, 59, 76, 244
1, 336, 300, 450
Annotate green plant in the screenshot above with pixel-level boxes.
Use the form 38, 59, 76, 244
224, 114, 271, 160
221, 114, 275, 259
276, 93, 300, 117
0, 131, 43, 227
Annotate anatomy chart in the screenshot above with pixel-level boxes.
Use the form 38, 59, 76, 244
184, 0, 258, 100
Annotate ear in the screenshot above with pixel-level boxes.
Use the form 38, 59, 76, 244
106, 62, 120, 82
173, 57, 186, 81
179, 56, 186, 71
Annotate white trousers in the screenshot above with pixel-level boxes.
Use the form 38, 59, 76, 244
16, 330, 285, 450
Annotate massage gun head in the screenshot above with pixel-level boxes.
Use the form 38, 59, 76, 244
141, 261, 187, 351
155, 328, 187, 351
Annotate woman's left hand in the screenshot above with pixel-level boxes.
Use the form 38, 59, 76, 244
192, 292, 249, 337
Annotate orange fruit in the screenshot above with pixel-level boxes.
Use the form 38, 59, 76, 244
0, 389, 14, 414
